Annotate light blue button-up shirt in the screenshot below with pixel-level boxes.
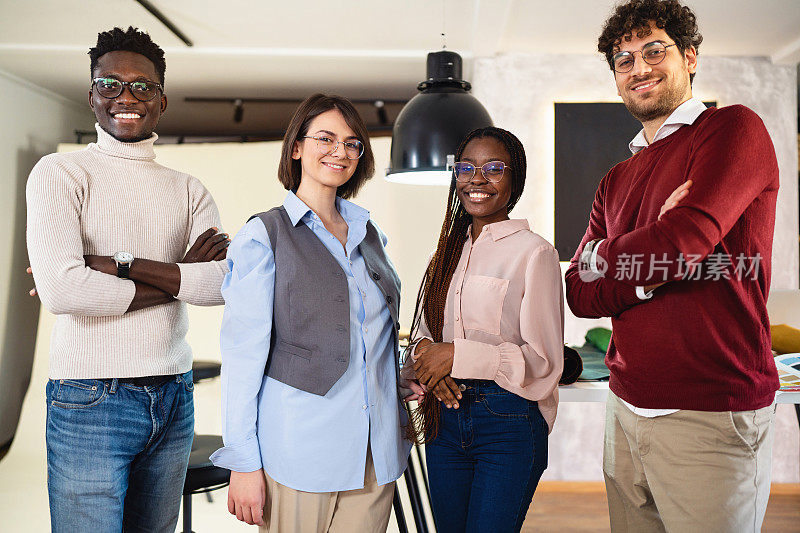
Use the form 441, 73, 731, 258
210, 191, 410, 492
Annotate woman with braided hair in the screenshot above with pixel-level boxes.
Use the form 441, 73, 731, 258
404, 127, 564, 532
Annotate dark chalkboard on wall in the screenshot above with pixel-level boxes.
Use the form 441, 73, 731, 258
554, 101, 714, 261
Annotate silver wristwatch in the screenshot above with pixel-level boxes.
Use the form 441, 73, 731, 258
113, 251, 134, 279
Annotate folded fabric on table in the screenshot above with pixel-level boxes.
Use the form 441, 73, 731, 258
557, 328, 613, 383
574, 344, 610, 381
584, 327, 612, 353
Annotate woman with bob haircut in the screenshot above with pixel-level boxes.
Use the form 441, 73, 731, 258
404, 127, 564, 532
211, 93, 417, 532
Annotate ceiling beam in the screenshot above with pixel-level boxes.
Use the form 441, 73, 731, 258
0, 44, 462, 60
184, 97, 409, 105
133, 0, 193, 47
772, 34, 800, 65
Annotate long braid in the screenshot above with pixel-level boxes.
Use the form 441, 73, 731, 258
405, 185, 470, 443
405, 127, 527, 444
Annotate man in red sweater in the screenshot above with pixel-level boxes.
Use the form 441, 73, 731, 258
565, 0, 780, 531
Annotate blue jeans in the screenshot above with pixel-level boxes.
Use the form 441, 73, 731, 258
45, 371, 194, 533
425, 380, 548, 533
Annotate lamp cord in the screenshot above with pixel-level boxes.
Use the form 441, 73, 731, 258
441, 0, 446, 49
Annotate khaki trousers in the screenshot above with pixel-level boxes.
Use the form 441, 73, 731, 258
258, 447, 395, 533
603, 391, 774, 533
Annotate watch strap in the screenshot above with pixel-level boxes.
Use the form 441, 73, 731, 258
117, 262, 131, 279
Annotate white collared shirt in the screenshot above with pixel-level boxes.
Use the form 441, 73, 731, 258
629, 97, 708, 154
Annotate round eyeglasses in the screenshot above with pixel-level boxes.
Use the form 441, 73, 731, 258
302, 135, 364, 160
453, 161, 511, 183
91, 77, 163, 102
611, 42, 677, 73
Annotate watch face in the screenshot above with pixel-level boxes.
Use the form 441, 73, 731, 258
114, 252, 134, 264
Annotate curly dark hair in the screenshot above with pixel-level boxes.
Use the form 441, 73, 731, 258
598, 0, 702, 83
89, 27, 166, 85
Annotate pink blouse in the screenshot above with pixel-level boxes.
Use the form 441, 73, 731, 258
416, 219, 564, 431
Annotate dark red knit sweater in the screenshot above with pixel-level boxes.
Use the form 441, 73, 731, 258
565, 105, 780, 411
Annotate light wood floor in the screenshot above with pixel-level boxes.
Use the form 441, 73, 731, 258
521, 482, 800, 532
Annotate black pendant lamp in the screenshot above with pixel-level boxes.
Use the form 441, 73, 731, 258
385, 50, 493, 185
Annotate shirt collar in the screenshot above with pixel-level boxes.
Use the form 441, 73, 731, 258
629, 97, 707, 154
335, 195, 370, 224
470, 219, 530, 243
282, 190, 370, 227
283, 191, 312, 226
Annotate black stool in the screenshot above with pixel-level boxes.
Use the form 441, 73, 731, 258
182, 434, 230, 533
192, 360, 222, 383
181, 361, 229, 533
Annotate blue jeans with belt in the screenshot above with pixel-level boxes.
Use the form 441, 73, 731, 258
45, 371, 194, 533
425, 379, 548, 533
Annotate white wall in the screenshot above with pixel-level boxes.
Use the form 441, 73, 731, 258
0, 69, 94, 453
471, 53, 799, 482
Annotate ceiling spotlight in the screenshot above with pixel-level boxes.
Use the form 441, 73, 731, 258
374, 100, 388, 126
233, 99, 244, 123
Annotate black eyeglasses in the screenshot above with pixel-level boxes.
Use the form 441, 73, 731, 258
453, 161, 510, 183
611, 42, 677, 73
302, 135, 364, 160
91, 77, 163, 102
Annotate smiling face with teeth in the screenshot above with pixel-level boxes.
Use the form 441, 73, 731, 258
292, 109, 360, 194
456, 137, 513, 236
89, 51, 166, 142
613, 23, 696, 130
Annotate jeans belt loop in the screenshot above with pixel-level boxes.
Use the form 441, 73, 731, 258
109, 378, 118, 394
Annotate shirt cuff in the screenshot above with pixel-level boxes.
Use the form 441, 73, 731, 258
176, 260, 226, 305
209, 436, 263, 473
451, 338, 502, 380
107, 278, 137, 316
590, 239, 606, 274
635, 286, 654, 300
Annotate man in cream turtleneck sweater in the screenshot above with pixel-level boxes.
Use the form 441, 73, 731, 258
25, 27, 228, 532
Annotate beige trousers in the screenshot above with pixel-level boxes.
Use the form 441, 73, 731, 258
258, 447, 395, 533
603, 391, 775, 533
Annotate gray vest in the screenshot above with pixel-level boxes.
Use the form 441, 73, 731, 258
251, 207, 401, 396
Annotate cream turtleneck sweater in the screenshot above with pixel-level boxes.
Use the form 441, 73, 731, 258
26, 124, 227, 379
